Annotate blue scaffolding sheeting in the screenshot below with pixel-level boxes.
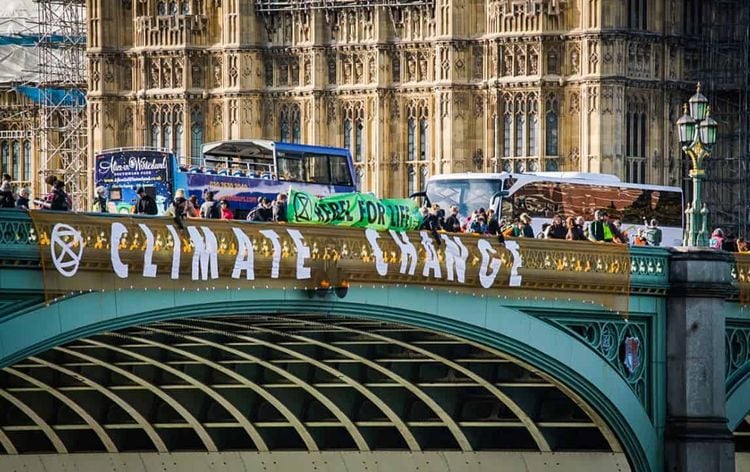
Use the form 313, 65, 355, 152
15, 85, 85, 107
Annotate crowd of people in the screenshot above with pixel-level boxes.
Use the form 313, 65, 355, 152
1, 174, 70, 211
419, 204, 666, 247
2, 173, 749, 252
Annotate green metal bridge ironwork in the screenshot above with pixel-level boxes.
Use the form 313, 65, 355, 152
0, 209, 748, 471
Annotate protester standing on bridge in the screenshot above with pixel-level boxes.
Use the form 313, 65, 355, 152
92, 186, 108, 213
200, 191, 221, 219
544, 214, 567, 239
220, 200, 234, 220
588, 210, 622, 243
135, 187, 158, 215
643, 219, 662, 246
15, 188, 30, 210
0, 174, 15, 208
273, 193, 288, 222
247, 197, 273, 222
186, 195, 200, 218
512, 213, 534, 238
565, 216, 586, 241
709, 228, 725, 250
443, 205, 462, 233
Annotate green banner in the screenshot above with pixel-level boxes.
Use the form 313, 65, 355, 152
287, 189, 422, 231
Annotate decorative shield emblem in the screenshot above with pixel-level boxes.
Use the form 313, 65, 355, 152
623, 336, 641, 374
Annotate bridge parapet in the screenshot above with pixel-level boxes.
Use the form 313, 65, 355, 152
0, 210, 676, 298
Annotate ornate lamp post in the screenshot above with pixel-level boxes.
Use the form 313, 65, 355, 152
676, 83, 718, 247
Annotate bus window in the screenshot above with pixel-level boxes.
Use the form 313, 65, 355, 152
305, 153, 331, 184
426, 178, 500, 216
510, 181, 564, 219
277, 152, 304, 181
330, 155, 353, 186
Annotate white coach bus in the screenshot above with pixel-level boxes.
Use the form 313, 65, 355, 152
422, 172, 684, 246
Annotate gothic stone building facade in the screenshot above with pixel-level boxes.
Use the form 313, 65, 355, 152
81, 0, 743, 212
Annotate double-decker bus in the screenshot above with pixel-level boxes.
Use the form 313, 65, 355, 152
423, 172, 684, 246
94, 140, 357, 217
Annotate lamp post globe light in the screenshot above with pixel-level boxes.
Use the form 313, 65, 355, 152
676, 83, 718, 247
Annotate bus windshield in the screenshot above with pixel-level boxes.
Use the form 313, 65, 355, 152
426, 178, 501, 216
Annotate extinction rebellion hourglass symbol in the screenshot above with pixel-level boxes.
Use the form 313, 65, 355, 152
50, 224, 84, 278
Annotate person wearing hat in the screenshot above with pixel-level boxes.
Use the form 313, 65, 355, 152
134, 187, 158, 215
92, 186, 108, 213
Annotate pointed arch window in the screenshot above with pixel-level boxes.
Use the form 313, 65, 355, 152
625, 99, 647, 183
529, 103, 538, 156
419, 118, 428, 161
503, 112, 512, 157
190, 107, 204, 162
407, 118, 416, 161
149, 106, 160, 148
11, 141, 19, 180
163, 119, 172, 153
175, 120, 184, 158
514, 106, 525, 157
392, 54, 401, 83
23, 141, 31, 181
1, 142, 7, 175
292, 105, 301, 143
343, 118, 352, 151
545, 98, 559, 156
420, 165, 429, 191
354, 119, 363, 162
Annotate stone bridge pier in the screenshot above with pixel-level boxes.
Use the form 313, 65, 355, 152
666, 248, 735, 471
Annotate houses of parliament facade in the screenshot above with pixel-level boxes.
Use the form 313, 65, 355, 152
3, 0, 749, 230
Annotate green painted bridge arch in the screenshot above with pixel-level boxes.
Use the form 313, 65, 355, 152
0, 286, 660, 471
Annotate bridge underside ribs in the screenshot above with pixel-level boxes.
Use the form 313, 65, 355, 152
0, 314, 621, 456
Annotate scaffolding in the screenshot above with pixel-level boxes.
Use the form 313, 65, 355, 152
255, 0, 433, 13
34, 0, 87, 210
695, 0, 750, 238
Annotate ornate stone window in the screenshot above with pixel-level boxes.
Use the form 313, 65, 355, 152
627, 0, 647, 30
625, 98, 647, 183
419, 118, 428, 161
499, 93, 542, 173
279, 104, 301, 143
342, 102, 364, 162
11, 141, 19, 180
190, 106, 204, 162
684, 0, 701, 36
1, 142, 8, 175
343, 118, 352, 152
407, 118, 416, 161
545, 96, 559, 156
392, 52, 400, 83
23, 141, 30, 181
354, 120, 363, 162
327, 55, 336, 85
149, 105, 184, 154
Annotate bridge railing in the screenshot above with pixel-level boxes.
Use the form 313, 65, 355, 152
0, 209, 38, 266
0, 210, 676, 293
